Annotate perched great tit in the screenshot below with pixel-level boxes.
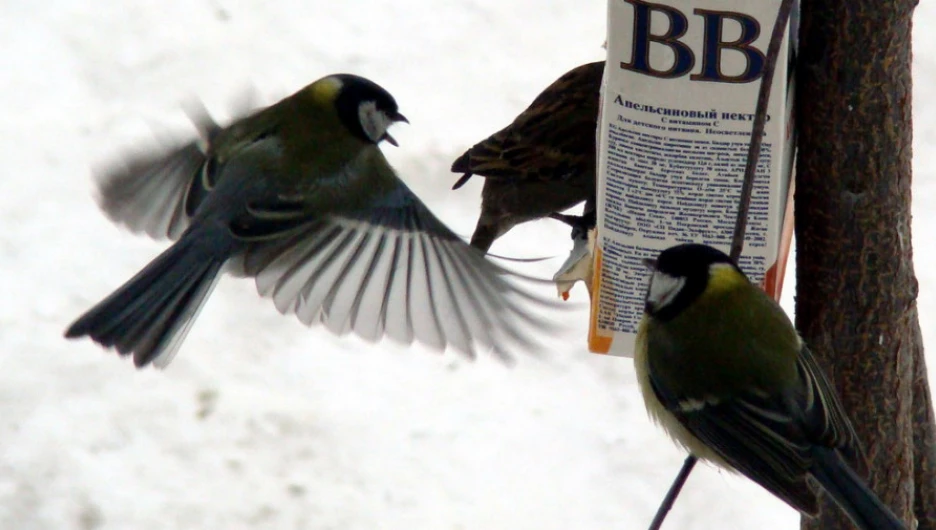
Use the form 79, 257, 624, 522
450, 61, 603, 252
66, 74, 557, 368
636, 244, 906, 530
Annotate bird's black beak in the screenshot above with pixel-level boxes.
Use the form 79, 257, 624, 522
382, 112, 408, 147
641, 258, 657, 270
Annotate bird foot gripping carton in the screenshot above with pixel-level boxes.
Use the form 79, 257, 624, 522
575, 0, 797, 357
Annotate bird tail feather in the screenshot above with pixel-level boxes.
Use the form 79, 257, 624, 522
811, 447, 907, 530
65, 234, 225, 368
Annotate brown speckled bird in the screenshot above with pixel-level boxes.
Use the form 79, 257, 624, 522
451, 61, 604, 252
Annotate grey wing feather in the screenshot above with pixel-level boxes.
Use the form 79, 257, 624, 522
96, 141, 207, 240
235, 183, 560, 361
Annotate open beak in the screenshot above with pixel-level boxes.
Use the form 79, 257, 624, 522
382, 112, 409, 147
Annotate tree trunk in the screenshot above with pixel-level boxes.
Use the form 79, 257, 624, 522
795, 1, 933, 529
911, 312, 936, 529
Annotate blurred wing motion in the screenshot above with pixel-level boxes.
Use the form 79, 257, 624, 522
233, 181, 560, 363
96, 141, 209, 241
95, 93, 266, 241
451, 61, 604, 252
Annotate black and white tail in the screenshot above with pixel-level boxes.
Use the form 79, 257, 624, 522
65, 234, 226, 368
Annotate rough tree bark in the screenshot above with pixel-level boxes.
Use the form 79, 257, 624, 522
795, 1, 935, 529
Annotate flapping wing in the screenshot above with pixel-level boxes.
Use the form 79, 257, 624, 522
232, 184, 561, 362
95, 93, 271, 240
96, 140, 210, 240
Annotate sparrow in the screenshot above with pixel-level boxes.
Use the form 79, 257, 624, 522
451, 61, 604, 252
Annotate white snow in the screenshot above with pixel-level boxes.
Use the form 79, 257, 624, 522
2, 1, 933, 529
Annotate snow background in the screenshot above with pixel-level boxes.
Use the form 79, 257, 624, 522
2, 1, 933, 529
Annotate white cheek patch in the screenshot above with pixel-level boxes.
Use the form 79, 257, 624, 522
647, 271, 686, 312
358, 101, 393, 143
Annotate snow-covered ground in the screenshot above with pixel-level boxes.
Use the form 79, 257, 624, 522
2, 1, 933, 529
